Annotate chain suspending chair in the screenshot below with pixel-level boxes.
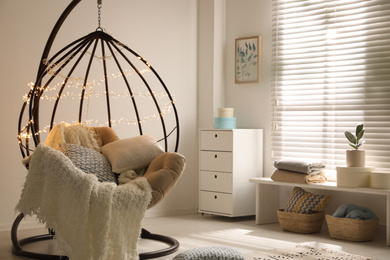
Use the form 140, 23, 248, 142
11, 0, 184, 259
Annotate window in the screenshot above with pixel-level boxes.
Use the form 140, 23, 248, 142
272, 0, 390, 171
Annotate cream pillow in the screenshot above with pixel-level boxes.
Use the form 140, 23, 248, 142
101, 135, 164, 173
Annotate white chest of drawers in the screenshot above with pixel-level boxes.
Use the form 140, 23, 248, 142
198, 129, 263, 217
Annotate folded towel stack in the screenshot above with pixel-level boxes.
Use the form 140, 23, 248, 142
271, 159, 327, 184
274, 159, 326, 175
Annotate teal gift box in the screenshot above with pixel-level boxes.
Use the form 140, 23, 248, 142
214, 117, 236, 129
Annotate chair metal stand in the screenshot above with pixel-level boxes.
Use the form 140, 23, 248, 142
140, 229, 179, 259
11, 213, 68, 260
11, 213, 179, 260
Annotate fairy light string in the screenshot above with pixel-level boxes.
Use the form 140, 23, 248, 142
18, 10, 176, 147
18, 98, 174, 141
19, 65, 175, 142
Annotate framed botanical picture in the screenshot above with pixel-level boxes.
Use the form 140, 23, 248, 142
235, 36, 261, 84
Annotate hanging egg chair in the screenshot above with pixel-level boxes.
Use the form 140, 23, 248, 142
12, 0, 182, 259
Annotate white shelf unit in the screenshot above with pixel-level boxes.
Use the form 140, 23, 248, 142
199, 129, 263, 217
249, 177, 390, 246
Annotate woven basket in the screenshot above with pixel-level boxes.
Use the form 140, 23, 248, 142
326, 215, 379, 242
277, 209, 325, 234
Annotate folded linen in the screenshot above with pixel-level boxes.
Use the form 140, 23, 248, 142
274, 159, 326, 175
271, 170, 327, 184
332, 203, 378, 220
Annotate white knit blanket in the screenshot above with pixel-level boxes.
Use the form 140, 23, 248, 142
16, 144, 152, 260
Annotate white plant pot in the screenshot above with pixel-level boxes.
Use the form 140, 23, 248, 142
346, 150, 365, 167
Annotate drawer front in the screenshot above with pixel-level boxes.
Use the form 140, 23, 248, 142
200, 130, 233, 151
200, 151, 232, 172
200, 171, 232, 193
199, 191, 232, 215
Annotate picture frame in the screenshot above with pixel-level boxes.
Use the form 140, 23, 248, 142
235, 36, 261, 84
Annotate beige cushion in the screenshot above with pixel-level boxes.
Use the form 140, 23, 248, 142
101, 135, 164, 173
144, 152, 186, 208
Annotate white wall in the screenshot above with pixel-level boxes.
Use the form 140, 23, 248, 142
197, 0, 227, 128
0, 0, 198, 231
225, 0, 273, 175
222, 0, 386, 223
198, 0, 273, 173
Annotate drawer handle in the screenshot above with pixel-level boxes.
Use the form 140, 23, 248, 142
214, 175, 218, 179
215, 134, 218, 138
214, 154, 218, 159
214, 195, 218, 199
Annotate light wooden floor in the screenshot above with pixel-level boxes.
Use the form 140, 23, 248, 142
1, 213, 389, 259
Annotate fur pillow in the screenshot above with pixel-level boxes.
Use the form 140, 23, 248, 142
284, 187, 331, 214
101, 135, 164, 173
59, 143, 117, 183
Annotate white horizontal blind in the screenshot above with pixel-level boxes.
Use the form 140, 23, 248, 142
272, 0, 390, 171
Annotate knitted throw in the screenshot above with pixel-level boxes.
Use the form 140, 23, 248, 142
16, 144, 152, 260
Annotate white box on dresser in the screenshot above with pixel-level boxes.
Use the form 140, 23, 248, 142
199, 129, 263, 217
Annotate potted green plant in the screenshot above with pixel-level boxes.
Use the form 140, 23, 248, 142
344, 124, 366, 167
